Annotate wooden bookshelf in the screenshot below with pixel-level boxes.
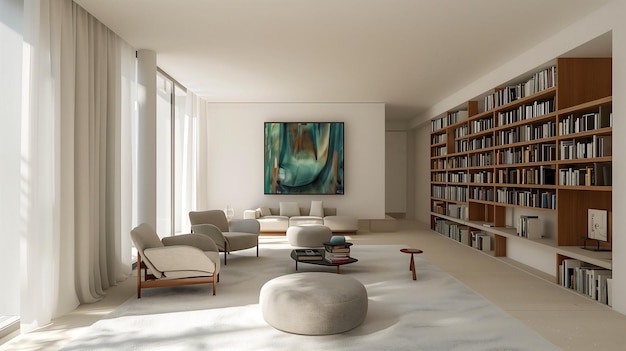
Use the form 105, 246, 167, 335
429, 57, 613, 305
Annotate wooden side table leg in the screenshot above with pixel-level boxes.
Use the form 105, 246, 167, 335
410, 254, 416, 280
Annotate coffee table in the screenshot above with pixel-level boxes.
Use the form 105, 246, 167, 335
290, 249, 358, 274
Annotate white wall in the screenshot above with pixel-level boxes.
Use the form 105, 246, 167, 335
414, 123, 432, 224
385, 131, 406, 214
409, 0, 626, 314
202, 102, 386, 220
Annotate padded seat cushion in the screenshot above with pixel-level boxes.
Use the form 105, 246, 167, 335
289, 216, 324, 226
260, 272, 368, 335
224, 232, 258, 251
286, 225, 332, 247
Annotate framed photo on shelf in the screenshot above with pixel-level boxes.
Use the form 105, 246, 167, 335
588, 209, 608, 242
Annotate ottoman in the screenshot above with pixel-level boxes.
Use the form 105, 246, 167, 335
323, 215, 359, 233
259, 272, 368, 335
286, 225, 332, 247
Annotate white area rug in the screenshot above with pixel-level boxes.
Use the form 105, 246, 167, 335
62, 237, 558, 350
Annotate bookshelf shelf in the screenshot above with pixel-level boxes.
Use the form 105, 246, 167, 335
430, 57, 612, 305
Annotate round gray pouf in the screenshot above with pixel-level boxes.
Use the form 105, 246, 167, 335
286, 225, 332, 247
260, 272, 368, 335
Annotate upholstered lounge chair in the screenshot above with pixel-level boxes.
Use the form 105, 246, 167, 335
189, 210, 260, 265
130, 223, 221, 298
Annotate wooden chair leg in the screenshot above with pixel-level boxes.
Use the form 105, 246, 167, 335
213, 263, 217, 295
137, 253, 142, 299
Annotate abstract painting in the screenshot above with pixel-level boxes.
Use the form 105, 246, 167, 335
264, 122, 344, 194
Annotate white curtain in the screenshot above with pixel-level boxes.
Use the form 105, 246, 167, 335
179, 91, 210, 232
20, 0, 134, 332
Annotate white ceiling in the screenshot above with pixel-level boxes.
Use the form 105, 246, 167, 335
74, 0, 612, 122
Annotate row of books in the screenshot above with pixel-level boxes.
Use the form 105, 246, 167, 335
432, 145, 447, 157
470, 187, 494, 202
431, 185, 467, 202
433, 218, 469, 244
495, 188, 556, 209
471, 231, 492, 251
559, 135, 612, 160
496, 166, 556, 186
433, 218, 493, 252
495, 121, 556, 145
448, 156, 467, 168
431, 116, 447, 132
454, 124, 468, 138
559, 258, 612, 306
468, 151, 494, 167
448, 110, 468, 125
559, 106, 612, 135
559, 163, 612, 187
495, 144, 557, 164
432, 162, 607, 187
445, 171, 467, 183
496, 99, 555, 126
470, 117, 494, 134
484, 66, 556, 111
431, 133, 447, 144
447, 203, 468, 220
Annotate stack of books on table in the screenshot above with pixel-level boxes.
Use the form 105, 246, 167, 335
294, 249, 323, 261
324, 243, 351, 264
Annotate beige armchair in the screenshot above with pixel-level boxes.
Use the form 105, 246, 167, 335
189, 210, 260, 265
130, 223, 221, 298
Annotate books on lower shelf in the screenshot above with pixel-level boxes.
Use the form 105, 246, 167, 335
558, 258, 612, 305
323, 242, 352, 263
517, 215, 542, 239
471, 231, 491, 251
294, 249, 323, 261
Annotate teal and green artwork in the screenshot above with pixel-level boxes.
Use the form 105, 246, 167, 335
264, 122, 344, 194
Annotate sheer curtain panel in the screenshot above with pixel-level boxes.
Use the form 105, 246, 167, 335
20, 0, 134, 332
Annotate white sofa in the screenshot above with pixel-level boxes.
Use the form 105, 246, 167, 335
244, 202, 336, 233
244, 201, 358, 233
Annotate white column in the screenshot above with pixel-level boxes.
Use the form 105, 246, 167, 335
136, 49, 157, 228
611, 1, 626, 314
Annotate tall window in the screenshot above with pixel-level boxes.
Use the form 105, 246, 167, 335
156, 70, 188, 236
156, 71, 173, 237
0, 0, 23, 336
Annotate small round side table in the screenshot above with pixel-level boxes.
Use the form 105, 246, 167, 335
400, 248, 423, 280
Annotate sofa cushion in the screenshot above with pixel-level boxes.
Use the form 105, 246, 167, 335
309, 200, 324, 217
259, 206, 272, 217
280, 202, 300, 217
290, 216, 324, 227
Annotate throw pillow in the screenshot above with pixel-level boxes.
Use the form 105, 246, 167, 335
280, 202, 300, 217
259, 207, 272, 217
309, 200, 324, 217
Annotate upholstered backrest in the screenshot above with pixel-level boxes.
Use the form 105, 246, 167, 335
130, 223, 164, 275
189, 210, 229, 232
